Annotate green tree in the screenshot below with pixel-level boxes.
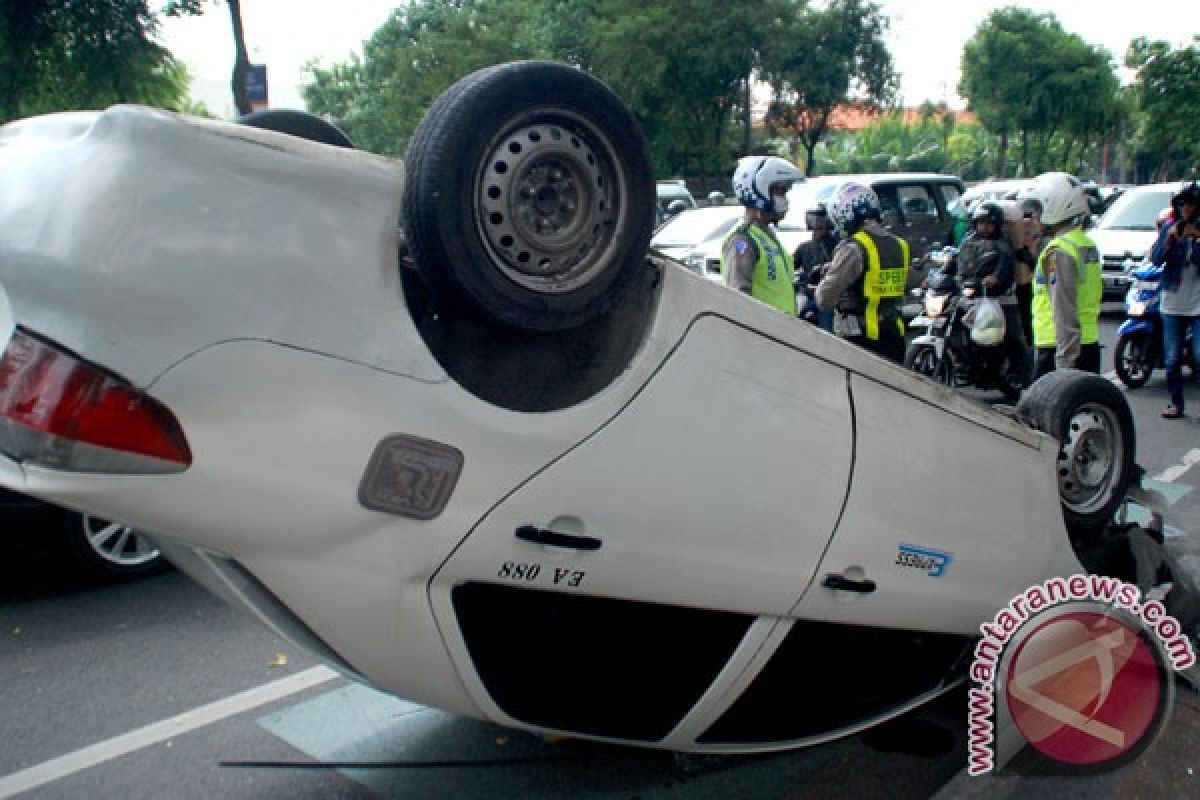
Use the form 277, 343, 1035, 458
1126, 36, 1200, 180
0, 0, 188, 122
762, 0, 898, 176
959, 8, 1122, 178
303, 0, 548, 157
164, 0, 253, 115
303, 0, 790, 179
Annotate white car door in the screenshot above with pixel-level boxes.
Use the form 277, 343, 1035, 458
432, 313, 852, 616
428, 313, 853, 741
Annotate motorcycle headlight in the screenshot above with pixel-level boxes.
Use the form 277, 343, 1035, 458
925, 294, 947, 317
1128, 300, 1147, 316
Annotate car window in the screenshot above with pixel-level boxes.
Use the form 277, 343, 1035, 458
1096, 189, 1173, 232
874, 184, 902, 229
938, 184, 961, 215
895, 184, 940, 224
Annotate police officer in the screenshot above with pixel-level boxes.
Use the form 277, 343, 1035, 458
1021, 172, 1103, 378
815, 181, 910, 362
721, 155, 804, 315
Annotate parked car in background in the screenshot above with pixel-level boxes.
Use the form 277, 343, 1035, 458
0, 489, 164, 580
784, 173, 966, 266
655, 179, 696, 225
1089, 182, 1176, 300
958, 179, 1032, 213
650, 205, 742, 281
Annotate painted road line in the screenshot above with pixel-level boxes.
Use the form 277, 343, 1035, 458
0, 666, 338, 799
1156, 448, 1200, 484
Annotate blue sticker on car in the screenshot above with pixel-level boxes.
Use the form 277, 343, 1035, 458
896, 544, 952, 577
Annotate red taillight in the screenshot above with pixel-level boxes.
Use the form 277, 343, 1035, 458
0, 329, 191, 473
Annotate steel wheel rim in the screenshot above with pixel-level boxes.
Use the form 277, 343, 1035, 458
1057, 402, 1122, 514
83, 515, 160, 567
475, 109, 625, 295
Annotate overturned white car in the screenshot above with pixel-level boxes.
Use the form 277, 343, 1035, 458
0, 62, 1139, 754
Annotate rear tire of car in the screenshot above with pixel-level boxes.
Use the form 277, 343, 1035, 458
401, 61, 655, 332
1017, 370, 1136, 535
1113, 331, 1152, 389
236, 110, 355, 148
56, 512, 166, 582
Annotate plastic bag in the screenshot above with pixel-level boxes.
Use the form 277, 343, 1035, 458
969, 297, 1006, 346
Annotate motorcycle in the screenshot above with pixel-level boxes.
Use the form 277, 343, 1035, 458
904, 273, 1026, 403
906, 246, 958, 337
1113, 260, 1196, 388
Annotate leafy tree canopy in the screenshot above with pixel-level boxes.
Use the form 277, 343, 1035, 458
1, 0, 188, 122
762, 0, 898, 176
1125, 36, 1200, 179
959, 7, 1122, 177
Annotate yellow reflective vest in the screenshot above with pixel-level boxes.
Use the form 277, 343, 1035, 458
1032, 228, 1102, 349
722, 222, 797, 315
853, 230, 909, 341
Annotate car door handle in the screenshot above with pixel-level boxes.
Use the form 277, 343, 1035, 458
822, 573, 877, 593
515, 525, 602, 551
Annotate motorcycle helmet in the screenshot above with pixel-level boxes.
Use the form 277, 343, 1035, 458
971, 202, 1005, 237
1021, 172, 1088, 227
804, 206, 830, 231
828, 181, 882, 234
732, 156, 803, 214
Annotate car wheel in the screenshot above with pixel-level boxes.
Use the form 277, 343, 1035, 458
236, 110, 355, 148
57, 512, 166, 581
903, 343, 939, 378
1113, 331, 1152, 389
401, 60, 654, 332
1017, 370, 1136, 535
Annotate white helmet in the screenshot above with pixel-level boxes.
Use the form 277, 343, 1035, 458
1020, 172, 1088, 227
828, 181, 882, 233
732, 156, 803, 214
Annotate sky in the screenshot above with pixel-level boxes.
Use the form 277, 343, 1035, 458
159, 0, 1200, 119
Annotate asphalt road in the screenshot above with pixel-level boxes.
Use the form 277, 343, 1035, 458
1, 311, 1197, 800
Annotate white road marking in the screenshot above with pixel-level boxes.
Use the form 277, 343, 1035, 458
1155, 449, 1200, 484
0, 666, 338, 799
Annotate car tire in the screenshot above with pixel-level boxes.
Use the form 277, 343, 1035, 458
1017, 370, 1136, 535
1113, 331, 1152, 389
401, 61, 654, 332
236, 110, 355, 148
56, 512, 166, 581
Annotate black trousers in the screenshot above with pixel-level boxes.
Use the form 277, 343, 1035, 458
1014, 283, 1034, 347
1034, 342, 1101, 380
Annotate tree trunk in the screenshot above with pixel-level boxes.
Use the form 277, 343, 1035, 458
741, 76, 751, 156
227, 0, 252, 116
996, 130, 1008, 178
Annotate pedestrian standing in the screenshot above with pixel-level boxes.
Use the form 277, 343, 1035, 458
1150, 181, 1200, 419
